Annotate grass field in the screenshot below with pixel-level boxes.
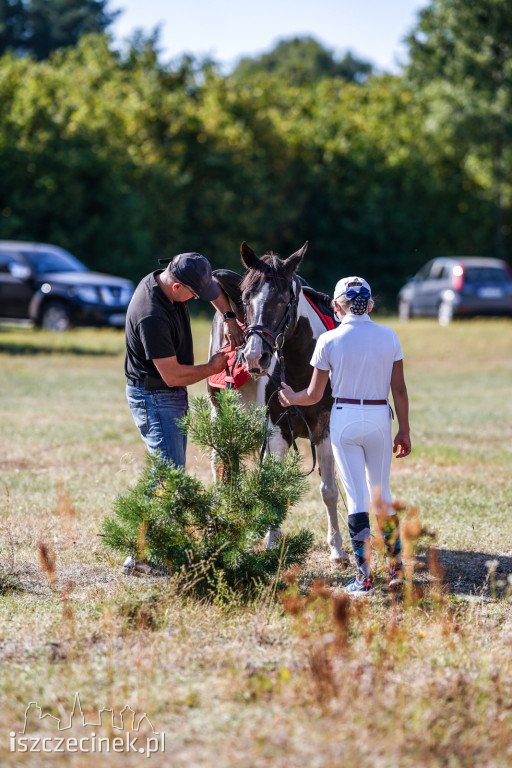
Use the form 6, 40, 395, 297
1, 316, 512, 767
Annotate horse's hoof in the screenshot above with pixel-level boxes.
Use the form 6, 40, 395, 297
330, 550, 350, 567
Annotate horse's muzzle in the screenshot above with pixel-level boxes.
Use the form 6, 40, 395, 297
240, 348, 272, 376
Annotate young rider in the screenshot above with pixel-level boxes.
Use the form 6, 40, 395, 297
278, 276, 411, 594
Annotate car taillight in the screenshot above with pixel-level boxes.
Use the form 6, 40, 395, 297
452, 264, 465, 291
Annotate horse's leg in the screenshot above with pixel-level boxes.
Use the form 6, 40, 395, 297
316, 437, 350, 565
264, 425, 290, 549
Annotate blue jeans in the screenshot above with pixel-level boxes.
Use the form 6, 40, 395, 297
126, 385, 188, 468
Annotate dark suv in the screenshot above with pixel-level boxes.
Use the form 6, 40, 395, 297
0, 241, 134, 331
398, 257, 512, 325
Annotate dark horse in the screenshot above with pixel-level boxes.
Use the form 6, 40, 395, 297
208, 241, 349, 563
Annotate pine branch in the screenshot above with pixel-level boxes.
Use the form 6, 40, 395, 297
102, 391, 313, 599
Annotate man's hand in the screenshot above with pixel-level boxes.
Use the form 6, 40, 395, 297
393, 431, 411, 458
224, 319, 245, 350
208, 350, 230, 374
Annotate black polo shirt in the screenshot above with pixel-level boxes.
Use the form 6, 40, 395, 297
124, 271, 193, 382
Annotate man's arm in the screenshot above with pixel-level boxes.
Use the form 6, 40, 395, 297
210, 291, 245, 349
154, 351, 229, 387
390, 359, 411, 458
278, 368, 330, 407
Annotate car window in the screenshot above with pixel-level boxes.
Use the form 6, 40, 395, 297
0, 253, 16, 273
415, 260, 434, 280
22, 249, 87, 274
464, 267, 511, 286
429, 262, 447, 279
0, 252, 32, 278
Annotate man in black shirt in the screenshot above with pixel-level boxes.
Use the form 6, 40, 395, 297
125, 251, 243, 468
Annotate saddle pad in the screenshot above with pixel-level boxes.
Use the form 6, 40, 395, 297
208, 347, 251, 390
304, 294, 336, 330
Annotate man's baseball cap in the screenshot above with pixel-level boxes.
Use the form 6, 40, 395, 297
333, 276, 372, 301
158, 252, 220, 301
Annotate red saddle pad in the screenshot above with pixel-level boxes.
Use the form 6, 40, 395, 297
208, 347, 251, 390
304, 295, 336, 330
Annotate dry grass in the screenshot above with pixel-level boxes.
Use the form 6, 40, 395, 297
1, 317, 512, 767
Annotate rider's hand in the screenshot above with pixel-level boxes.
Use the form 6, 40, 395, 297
393, 431, 411, 458
278, 382, 296, 407
224, 319, 245, 350
208, 350, 230, 374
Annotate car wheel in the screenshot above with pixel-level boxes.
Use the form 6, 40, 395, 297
438, 300, 454, 327
398, 299, 412, 321
40, 301, 72, 332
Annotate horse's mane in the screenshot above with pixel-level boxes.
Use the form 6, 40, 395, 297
240, 253, 290, 293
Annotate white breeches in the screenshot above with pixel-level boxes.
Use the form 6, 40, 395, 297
329, 403, 392, 515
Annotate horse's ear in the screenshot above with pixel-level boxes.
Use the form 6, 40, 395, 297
240, 241, 262, 271
283, 241, 308, 275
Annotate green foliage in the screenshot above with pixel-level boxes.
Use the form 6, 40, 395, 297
102, 390, 313, 598
407, 0, 512, 258
183, 393, 269, 476
0, 1, 25, 55
0, 13, 510, 302
233, 36, 373, 86
0, 0, 118, 59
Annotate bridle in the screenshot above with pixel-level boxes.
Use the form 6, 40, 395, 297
242, 274, 298, 374
238, 273, 316, 474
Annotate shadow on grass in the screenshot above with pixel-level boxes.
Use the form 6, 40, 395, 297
0, 323, 123, 356
417, 548, 512, 597
0, 572, 25, 594
296, 547, 512, 599
0, 340, 118, 357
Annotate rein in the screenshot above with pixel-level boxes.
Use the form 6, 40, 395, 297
259, 380, 317, 476
241, 274, 317, 475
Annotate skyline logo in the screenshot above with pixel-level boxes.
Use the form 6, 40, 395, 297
20, 692, 159, 733
10, 693, 165, 757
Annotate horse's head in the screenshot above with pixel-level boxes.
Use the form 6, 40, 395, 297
239, 241, 308, 376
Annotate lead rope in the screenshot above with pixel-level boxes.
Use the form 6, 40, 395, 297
258, 336, 317, 475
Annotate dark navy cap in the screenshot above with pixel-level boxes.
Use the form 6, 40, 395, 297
158, 252, 220, 301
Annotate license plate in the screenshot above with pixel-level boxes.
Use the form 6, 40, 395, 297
108, 313, 127, 326
477, 287, 504, 299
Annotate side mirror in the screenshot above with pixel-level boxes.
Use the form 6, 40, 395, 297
9, 262, 32, 280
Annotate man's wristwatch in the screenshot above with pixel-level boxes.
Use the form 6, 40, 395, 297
223, 311, 237, 322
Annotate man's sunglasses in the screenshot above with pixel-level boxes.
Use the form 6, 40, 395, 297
178, 282, 199, 299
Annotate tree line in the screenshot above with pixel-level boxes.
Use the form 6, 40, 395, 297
0, 0, 510, 305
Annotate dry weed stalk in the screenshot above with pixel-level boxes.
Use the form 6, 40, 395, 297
56, 481, 76, 545
279, 499, 454, 717
1, 485, 17, 574
308, 637, 337, 708
61, 579, 75, 626
38, 540, 57, 585
332, 593, 351, 652
60, 579, 76, 657
280, 577, 354, 707
427, 545, 446, 603
372, 491, 409, 593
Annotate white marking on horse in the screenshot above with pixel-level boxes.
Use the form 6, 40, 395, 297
243, 282, 271, 374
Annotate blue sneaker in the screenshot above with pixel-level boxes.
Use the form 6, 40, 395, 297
346, 574, 374, 595
388, 564, 405, 588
